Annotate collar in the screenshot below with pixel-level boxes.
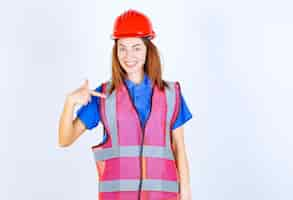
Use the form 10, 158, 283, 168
124, 73, 151, 89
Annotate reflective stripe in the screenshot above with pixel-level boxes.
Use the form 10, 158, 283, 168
93, 146, 174, 161
165, 82, 176, 128
104, 83, 118, 146
165, 82, 177, 158
99, 179, 179, 192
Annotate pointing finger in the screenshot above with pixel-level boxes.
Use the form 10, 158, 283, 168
82, 79, 89, 89
90, 90, 107, 98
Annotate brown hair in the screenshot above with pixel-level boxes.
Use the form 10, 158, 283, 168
109, 38, 168, 94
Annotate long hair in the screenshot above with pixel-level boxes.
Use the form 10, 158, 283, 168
109, 38, 168, 94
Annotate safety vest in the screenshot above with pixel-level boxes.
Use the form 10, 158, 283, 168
92, 80, 181, 200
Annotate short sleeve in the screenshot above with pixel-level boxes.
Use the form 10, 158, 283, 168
171, 87, 193, 130
76, 84, 103, 130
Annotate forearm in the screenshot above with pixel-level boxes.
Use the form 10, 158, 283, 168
174, 144, 191, 194
58, 97, 75, 146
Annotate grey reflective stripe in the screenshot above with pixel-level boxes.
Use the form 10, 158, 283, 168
165, 82, 176, 128
93, 146, 174, 161
142, 145, 173, 158
99, 179, 179, 192
165, 82, 176, 158
104, 82, 118, 146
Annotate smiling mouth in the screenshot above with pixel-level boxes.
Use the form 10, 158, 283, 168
125, 62, 137, 67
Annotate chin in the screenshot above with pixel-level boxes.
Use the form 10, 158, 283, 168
126, 69, 139, 75
123, 66, 143, 75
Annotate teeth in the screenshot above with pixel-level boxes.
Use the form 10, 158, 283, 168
125, 62, 136, 66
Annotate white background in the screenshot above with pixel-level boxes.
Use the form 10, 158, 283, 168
1, 0, 293, 199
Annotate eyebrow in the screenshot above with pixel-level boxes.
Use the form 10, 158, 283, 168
118, 43, 142, 47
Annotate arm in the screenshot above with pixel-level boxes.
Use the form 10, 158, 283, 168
58, 80, 106, 147
58, 97, 87, 147
172, 126, 192, 200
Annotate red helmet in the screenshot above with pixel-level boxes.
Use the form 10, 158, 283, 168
111, 9, 156, 40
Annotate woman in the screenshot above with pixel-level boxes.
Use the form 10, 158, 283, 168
59, 9, 192, 200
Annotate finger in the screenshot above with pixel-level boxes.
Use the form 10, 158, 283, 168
82, 79, 89, 89
90, 90, 106, 98
90, 90, 107, 98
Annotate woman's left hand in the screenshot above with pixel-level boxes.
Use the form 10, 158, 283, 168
180, 187, 192, 200
180, 193, 192, 200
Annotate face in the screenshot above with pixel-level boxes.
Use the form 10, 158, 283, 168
117, 37, 147, 77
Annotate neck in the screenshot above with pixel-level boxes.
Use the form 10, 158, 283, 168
127, 71, 144, 85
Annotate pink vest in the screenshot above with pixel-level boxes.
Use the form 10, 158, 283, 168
92, 81, 181, 200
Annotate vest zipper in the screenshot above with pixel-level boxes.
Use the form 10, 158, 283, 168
122, 81, 155, 200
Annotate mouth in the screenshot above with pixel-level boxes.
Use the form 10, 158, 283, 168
124, 61, 137, 68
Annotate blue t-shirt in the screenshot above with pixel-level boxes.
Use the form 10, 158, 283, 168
77, 74, 192, 143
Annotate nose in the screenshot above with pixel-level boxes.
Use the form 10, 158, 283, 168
124, 49, 135, 59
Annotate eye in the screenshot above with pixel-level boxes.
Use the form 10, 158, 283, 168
119, 47, 126, 52
134, 47, 141, 51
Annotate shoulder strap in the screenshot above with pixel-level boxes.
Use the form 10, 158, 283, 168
165, 81, 181, 130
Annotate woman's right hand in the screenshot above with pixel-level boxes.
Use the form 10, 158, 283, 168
66, 79, 106, 106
